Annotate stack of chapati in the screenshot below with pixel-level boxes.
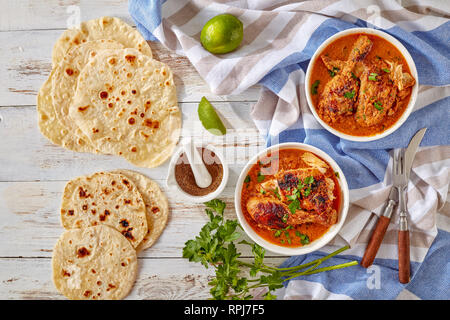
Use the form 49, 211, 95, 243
37, 16, 181, 168
52, 169, 169, 300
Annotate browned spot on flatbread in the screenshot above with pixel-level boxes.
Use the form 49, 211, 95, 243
77, 247, 90, 258
125, 55, 136, 63
78, 105, 90, 112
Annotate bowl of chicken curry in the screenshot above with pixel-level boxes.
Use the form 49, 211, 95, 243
305, 28, 418, 141
235, 143, 349, 255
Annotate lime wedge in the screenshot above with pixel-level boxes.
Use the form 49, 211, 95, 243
198, 97, 227, 136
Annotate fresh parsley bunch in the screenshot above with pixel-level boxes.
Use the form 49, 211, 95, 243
182, 199, 357, 300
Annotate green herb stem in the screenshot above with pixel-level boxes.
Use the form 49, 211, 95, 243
301, 261, 359, 275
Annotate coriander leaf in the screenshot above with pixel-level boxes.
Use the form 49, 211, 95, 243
299, 233, 310, 245
257, 172, 265, 183
344, 90, 355, 99
264, 291, 277, 300
244, 175, 251, 183
311, 80, 320, 95
303, 187, 311, 197
273, 187, 281, 200
368, 72, 378, 81
286, 194, 297, 201
382, 68, 390, 73
374, 101, 383, 111
304, 176, 314, 185
204, 199, 226, 215
288, 199, 300, 214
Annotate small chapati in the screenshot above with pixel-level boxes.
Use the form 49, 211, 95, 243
52, 225, 137, 300
60, 171, 148, 248
110, 169, 169, 251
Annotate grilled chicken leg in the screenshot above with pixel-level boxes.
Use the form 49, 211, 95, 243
246, 197, 337, 229
317, 35, 373, 123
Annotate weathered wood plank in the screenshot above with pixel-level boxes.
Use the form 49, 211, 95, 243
0, 180, 267, 258
1, 0, 132, 32
0, 102, 265, 182
0, 256, 287, 299
0, 179, 290, 259
0, 29, 261, 107
0, 257, 215, 299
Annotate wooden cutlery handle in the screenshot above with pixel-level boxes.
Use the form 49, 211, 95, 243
398, 230, 410, 284
361, 216, 390, 268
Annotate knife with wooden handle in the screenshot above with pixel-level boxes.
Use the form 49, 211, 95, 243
397, 128, 427, 283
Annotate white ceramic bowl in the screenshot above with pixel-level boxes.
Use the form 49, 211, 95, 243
305, 27, 418, 142
166, 142, 229, 203
234, 142, 350, 256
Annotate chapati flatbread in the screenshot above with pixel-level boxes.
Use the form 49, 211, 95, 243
52, 16, 152, 68
52, 225, 137, 300
110, 170, 169, 251
60, 171, 148, 248
69, 48, 181, 168
50, 39, 125, 153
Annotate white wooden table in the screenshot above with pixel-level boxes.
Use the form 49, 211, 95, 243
0, 1, 290, 299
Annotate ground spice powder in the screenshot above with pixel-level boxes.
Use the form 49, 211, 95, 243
174, 147, 223, 196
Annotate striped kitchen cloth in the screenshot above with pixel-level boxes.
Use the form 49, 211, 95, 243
129, 0, 450, 299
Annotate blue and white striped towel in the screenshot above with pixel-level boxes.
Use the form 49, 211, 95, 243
129, 0, 450, 299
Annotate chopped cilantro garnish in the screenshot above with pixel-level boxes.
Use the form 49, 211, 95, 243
382, 68, 390, 73
303, 187, 312, 197
328, 67, 340, 77
304, 176, 314, 185
286, 194, 297, 201
288, 199, 300, 214
374, 101, 383, 111
368, 73, 378, 81
244, 175, 251, 183
256, 172, 265, 183
299, 233, 310, 245
351, 72, 358, 80
344, 90, 356, 99
273, 187, 281, 200
311, 80, 320, 95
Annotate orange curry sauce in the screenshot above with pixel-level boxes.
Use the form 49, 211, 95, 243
309, 33, 412, 136
240, 149, 341, 247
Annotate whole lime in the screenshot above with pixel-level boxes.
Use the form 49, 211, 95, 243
200, 14, 243, 54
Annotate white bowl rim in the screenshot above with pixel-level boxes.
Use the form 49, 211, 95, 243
234, 142, 350, 256
304, 27, 419, 142
166, 142, 229, 203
